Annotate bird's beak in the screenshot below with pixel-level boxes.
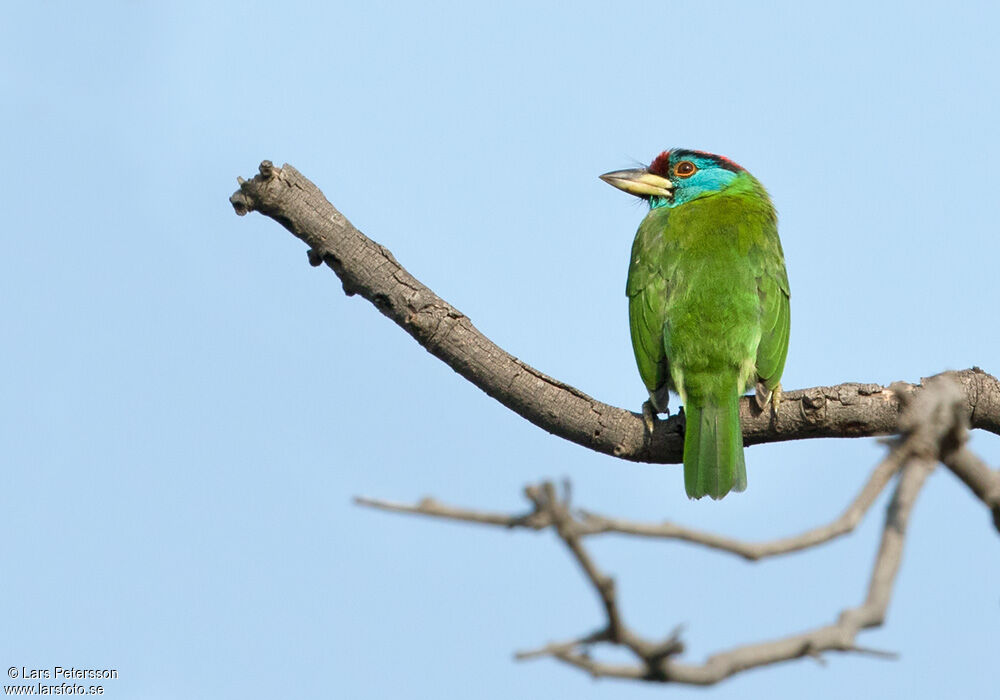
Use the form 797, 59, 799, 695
599, 168, 674, 199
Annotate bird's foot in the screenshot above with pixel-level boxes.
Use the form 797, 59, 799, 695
754, 380, 783, 415
771, 383, 783, 414
642, 400, 658, 434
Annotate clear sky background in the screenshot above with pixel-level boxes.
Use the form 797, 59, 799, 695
2, 2, 998, 698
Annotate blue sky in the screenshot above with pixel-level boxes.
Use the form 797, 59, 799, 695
2, 2, 997, 698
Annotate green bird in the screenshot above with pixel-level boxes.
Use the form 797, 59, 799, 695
601, 149, 790, 499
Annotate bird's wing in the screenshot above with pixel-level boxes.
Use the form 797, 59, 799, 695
626, 212, 676, 397
751, 226, 790, 402
628, 276, 669, 395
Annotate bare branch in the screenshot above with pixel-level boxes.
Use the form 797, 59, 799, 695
577, 451, 902, 560
518, 483, 685, 678
230, 162, 1000, 465
514, 629, 610, 661
895, 375, 1000, 533
943, 447, 1000, 532
352, 374, 984, 685
356, 461, 925, 683
353, 495, 549, 529
501, 457, 933, 685
539, 650, 649, 681
356, 451, 901, 560
519, 458, 933, 685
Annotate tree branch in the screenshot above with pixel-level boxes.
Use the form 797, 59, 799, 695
575, 450, 902, 560
381, 457, 929, 685
893, 375, 1000, 533
355, 449, 900, 560
352, 376, 987, 684
943, 447, 1000, 532
230, 161, 1000, 464
354, 462, 928, 684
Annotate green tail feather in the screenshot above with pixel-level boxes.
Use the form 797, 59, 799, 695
683, 395, 747, 500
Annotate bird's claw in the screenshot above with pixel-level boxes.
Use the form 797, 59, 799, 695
642, 400, 658, 434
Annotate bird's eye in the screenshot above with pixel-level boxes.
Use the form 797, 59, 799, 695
674, 161, 697, 178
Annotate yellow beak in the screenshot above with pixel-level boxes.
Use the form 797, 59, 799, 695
599, 168, 674, 199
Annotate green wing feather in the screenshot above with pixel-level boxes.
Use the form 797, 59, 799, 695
749, 221, 790, 398
626, 208, 676, 400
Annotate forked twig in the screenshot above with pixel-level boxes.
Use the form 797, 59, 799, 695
356, 377, 988, 684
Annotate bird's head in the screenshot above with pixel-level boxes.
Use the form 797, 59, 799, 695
600, 149, 746, 209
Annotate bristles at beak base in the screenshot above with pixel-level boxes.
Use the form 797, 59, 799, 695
599, 168, 674, 199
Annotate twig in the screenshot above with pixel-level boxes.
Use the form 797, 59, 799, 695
943, 447, 1000, 532
515, 459, 932, 684
353, 377, 984, 684
356, 451, 901, 561
353, 495, 550, 529
230, 162, 1000, 465
576, 451, 902, 560
896, 375, 1000, 533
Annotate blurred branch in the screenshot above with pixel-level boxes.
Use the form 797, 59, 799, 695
357, 446, 902, 560
912, 379, 1000, 533
354, 376, 991, 684
943, 447, 1000, 532
576, 447, 899, 559
230, 161, 1000, 465
892, 375, 1000, 533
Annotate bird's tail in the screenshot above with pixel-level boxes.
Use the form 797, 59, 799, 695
683, 394, 747, 500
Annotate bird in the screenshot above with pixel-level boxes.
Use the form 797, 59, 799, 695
600, 149, 790, 499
